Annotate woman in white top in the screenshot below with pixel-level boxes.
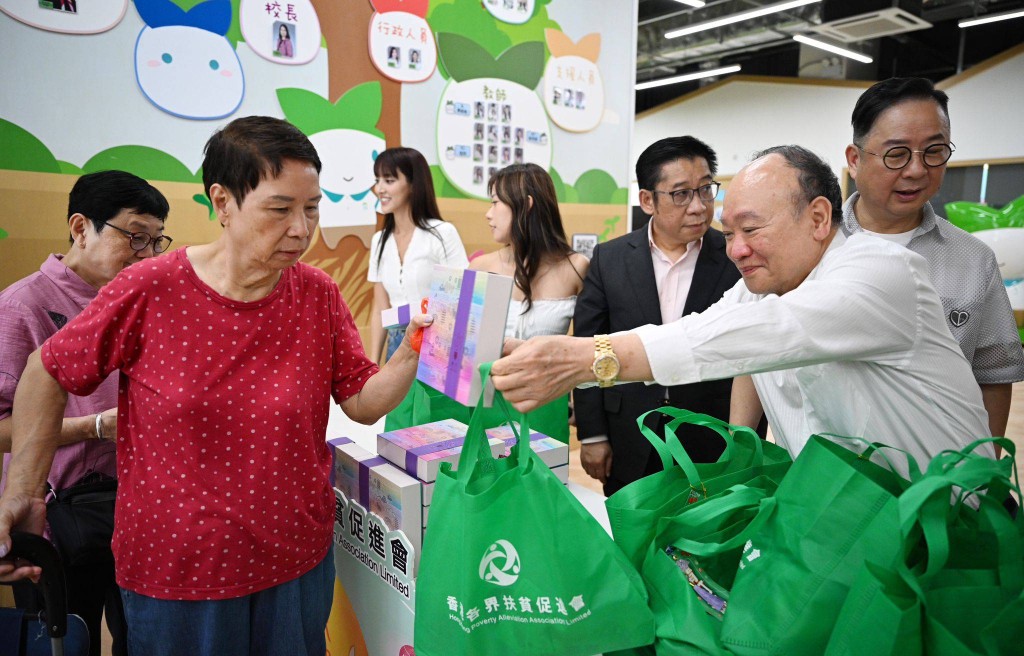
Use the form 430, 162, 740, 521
369, 148, 468, 362
469, 163, 588, 344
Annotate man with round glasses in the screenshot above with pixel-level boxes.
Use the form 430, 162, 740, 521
574, 136, 749, 495
0, 169, 169, 656
842, 77, 1024, 442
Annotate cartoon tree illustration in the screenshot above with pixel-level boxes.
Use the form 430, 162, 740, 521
278, 84, 386, 250
434, 33, 550, 199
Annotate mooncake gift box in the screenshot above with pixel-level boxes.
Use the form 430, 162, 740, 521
416, 265, 513, 406
377, 418, 505, 483
381, 303, 413, 329
329, 436, 423, 566
485, 424, 570, 468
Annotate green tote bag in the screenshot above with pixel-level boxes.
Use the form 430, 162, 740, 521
414, 364, 655, 656
826, 438, 1023, 656
642, 481, 779, 656
720, 434, 918, 656
605, 407, 792, 569
385, 379, 570, 443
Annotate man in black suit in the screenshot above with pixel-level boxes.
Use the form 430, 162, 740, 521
574, 136, 742, 496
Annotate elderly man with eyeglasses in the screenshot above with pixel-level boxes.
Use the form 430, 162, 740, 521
493, 145, 998, 477
573, 136, 757, 496
728, 79, 1024, 451
0, 169, 170, 656
839, 78, 1023, 446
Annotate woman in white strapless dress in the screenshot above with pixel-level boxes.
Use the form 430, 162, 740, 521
468, 163, 589, 343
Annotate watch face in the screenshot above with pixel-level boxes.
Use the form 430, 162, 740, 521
593, 354, 619, 380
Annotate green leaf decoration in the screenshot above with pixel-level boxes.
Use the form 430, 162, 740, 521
436, 33, 544, 87
277, 84, 385, 138
0, 119, 61, 174
495, 41, 545, 89
429, 0, 559, 81
83, 146, 199, 183
573, 169, 618, 204
599, 216, 621, 242
0, 227, 8, 240
610, 188, 628, 205
436, 33, 501, 83
945, 196, 1024, 232
193, 193, 216, 220
430, 165, 472, 200
57, 161, 85, 176
549, 167, 568, 203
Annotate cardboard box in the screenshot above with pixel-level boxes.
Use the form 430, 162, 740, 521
416, 265, 513, 406
381, 303, 412, 329
329, 437, 423, 560
486, 424, 570, 468
377, 418, 504, 483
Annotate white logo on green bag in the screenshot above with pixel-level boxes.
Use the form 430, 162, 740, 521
479, 539, 521, 586
739, 539, 761, 570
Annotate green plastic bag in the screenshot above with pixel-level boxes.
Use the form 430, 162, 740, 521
642, 480, 779, 656
721, 435, 917, 656
385, 379, 570, 443
605, 407, 792, 569
414, 364, 655, 656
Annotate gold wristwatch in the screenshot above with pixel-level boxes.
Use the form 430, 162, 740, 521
592, 334, 620, 388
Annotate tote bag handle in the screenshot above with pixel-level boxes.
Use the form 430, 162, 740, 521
898, 439, 1020, 583
637, 407, 763, 494
450, 362, 531, 484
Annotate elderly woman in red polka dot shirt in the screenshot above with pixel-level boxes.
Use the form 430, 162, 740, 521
0, 116, 432, 656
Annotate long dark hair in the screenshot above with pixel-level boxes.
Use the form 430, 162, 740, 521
373, 147, 445, 268
488, 163, 578, 312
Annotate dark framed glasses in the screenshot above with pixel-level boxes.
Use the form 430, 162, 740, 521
650, 182, 721, 207
102, 222, 173, 254
856, 143, 955, 170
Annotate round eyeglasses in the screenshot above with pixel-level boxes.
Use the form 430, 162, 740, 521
856, 143, 955, 170
102, 221, 173, 254
650, 182, 721, 207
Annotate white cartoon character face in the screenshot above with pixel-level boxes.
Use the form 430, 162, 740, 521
134, 25, 244, 119
309, 129, 386, 229
132, 0, 244, 120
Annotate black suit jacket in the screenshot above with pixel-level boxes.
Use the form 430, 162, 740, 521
574, 225, 742, 490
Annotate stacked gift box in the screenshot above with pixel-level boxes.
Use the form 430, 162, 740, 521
485, 423, 570, 480
377, 418, 505, 543
331, 418, 571, 576
329, 436, 424, 574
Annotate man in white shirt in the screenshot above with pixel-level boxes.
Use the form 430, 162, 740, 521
491, 145, 993, 469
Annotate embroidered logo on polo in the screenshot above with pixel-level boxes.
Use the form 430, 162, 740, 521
47, 311, 68, 329
949, 310, 970, 327
479, 539, 521, 586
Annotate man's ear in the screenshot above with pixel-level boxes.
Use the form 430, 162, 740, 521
808, 196, 835, 240
638, 189, 656, 216
845, 144, 861, 181
67, 213, 90, 246
209, 184, 234, 227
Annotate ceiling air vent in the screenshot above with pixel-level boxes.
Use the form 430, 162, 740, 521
809, 7, 931, 43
